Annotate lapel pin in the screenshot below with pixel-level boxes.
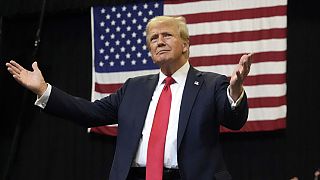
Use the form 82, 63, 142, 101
194, 81, 199, 86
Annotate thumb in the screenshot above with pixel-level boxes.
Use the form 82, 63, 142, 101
32, 61, 39, 71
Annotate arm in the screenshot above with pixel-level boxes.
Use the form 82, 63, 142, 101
6, 60, 121, 127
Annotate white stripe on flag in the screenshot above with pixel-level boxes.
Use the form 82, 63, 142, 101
164, 0, 287, 15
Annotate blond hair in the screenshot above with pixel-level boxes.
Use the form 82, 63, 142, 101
145, 16, 190, 48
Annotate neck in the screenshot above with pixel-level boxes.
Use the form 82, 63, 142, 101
160, 59, 188, 76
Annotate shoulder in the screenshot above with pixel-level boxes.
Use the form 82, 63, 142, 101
190, 66, 227, 81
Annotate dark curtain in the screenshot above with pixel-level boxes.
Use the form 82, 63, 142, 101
0, 1, 319, 180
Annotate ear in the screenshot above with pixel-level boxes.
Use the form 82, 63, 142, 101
182, 41, 189, 53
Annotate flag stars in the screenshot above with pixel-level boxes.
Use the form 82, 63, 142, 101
115, 53, 120, 59
148, 52, 151, 57
133, 5, 137, 10
143, 45, 147, 50
94, 5, 161, 70
142, 58, 148, 64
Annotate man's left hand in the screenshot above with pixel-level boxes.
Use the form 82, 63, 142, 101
229, 53, 253, 101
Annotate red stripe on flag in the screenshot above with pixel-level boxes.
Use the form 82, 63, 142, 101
95, 74, 285, 94
95, 83, 122, 94
90, 126, 118, 136
189, 51, 286, 66
165, 0, 205, 4
244, 74, 286, 86
220, 118, 286, 132
184, 6, 287, 24
248, 96, 286, 108
190, 29, 286, 45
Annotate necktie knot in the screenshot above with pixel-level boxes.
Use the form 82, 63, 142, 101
164, 76, 175, 87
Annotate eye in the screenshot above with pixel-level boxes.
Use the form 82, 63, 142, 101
164, 33, 172, 38
150, 35, 158, 43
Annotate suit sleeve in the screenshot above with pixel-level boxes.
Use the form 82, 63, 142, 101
43, 78, 131, 127
215, 75, 249, 130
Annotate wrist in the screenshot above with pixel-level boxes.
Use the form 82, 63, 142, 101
229, 85, 243, 101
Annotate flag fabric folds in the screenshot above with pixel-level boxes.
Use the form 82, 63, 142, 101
89, 0, 287, 135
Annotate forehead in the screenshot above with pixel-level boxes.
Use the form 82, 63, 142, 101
148, 21, 179, 35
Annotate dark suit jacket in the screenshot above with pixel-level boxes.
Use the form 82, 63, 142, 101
44, 66, 248, 180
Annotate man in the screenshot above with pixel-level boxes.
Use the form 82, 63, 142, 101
6, 16, 252, 180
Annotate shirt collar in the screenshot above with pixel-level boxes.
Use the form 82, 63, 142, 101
158, 61, 190, 86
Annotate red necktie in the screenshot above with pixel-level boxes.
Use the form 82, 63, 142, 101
146, 76, 175, 180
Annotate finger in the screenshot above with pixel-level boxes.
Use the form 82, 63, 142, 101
10, 60, 25, 71
6, 64, 21, 75
7, 67, 20, 76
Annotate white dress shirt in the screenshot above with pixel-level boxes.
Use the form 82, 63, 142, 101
35, 61, 244, 169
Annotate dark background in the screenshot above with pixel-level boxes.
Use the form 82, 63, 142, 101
0, 1, 319, 180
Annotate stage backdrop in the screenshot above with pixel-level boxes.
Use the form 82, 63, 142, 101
89, 0, 287, 136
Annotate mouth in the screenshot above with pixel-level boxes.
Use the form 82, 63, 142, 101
156, 50, 170, 55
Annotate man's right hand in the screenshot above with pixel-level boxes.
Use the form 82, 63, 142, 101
6, 60, 48, 97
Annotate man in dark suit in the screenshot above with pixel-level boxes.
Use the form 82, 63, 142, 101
6, 16, 252, 180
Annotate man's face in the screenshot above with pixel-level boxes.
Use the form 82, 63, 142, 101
148, 21, 188, 66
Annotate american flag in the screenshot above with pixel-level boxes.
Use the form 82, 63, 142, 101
89, 0, 287, 135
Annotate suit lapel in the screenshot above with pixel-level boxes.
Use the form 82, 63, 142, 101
133, 74, 159, 136
177, 66, 203, 150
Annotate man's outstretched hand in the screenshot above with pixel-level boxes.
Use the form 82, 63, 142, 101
6, 60, 47, 97
229, 53, 253, 101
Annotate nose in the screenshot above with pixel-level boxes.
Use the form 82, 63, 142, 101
157, 35, 166, 47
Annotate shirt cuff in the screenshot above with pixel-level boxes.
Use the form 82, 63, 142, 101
34, 84, 52, 109
227, 85, 244, 110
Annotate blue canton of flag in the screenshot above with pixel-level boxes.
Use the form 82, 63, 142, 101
92, 1, 163, 73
